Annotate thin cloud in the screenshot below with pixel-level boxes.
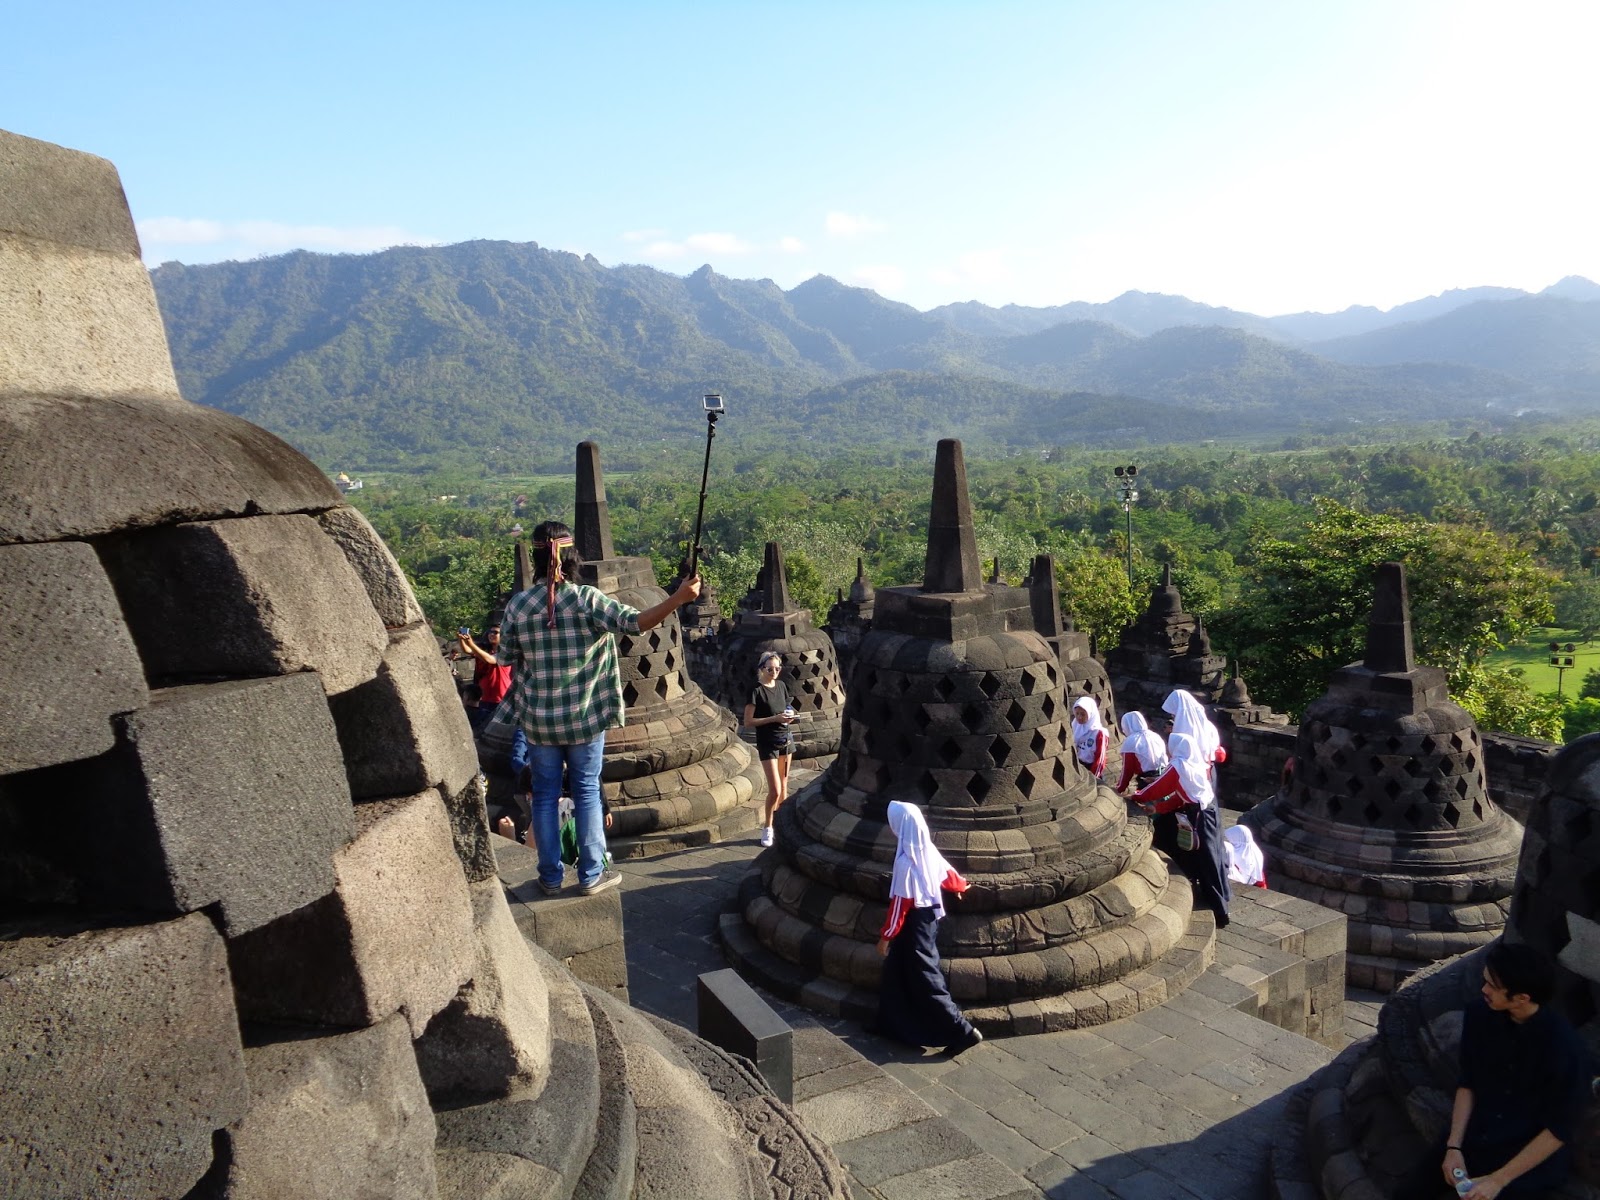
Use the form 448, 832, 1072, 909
777, 235, 806, 254
684, 231, 753, 255
137, 217, 433, 258
851, 264, 905, 294
826, 211, 886, 239
642, 240, 689, 259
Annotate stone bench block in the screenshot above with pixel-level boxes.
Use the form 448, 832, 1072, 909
98, 514, 385, 695
0, 912, 248, 1199
697, 967, 794, 1105
329, 622, 479, 800
0, 540, 147, 773
416, 879, 553, 1105
83, 675, 352, 935
316, 506, 425, 628
193, 1015, 439, 1200
229, 790, 475, 1036
498, 839, 628, 999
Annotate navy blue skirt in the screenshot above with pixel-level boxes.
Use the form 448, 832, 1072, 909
876, 906, 973, 1049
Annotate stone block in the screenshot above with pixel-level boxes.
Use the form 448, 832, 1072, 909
80, 674, 353, 935
0, 239, 178, 401
415, 879, 552, 1104
0, 540, 147, 774
0, 129, 140, 254
330, 622, 479, 800
98, 514, 385, 695
697, 967, 794, 1104
0, 395, 343, 544
193, 1015, 439, 1200
316, 506, 425, 628
0, 912, 248, 1200
229, 791, 474, 1036
440, 775, 497, 883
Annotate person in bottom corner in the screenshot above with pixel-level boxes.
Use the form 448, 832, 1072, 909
745, 650, 797, 848
874, 800, 983, 1056
1070, 696, 1109, 780
1401, 942, 1592, 1199
1133, 731, 1231, 928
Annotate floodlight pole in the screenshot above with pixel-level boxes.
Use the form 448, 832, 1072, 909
688, 395, 723, 578
1114, 465, 1139, 589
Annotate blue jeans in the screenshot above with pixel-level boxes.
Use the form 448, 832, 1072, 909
527, 733, 608, 889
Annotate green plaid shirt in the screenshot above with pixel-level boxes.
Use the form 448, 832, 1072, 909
496, 582, 641, 745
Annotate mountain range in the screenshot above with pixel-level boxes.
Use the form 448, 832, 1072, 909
149, 242, 1600, 469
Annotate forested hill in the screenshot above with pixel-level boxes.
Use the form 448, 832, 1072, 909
151, 241, 1593, 469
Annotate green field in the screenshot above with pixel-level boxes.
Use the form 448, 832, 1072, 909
1485, 627, 1600, 695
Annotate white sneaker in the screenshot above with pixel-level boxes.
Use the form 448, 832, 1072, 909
760, 826, 774, 847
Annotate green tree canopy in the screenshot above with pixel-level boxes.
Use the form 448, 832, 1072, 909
1215, 499, 1556, 717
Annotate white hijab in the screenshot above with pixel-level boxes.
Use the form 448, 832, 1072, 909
887, 801, 957, 920
1071, 696, 1106, 765
1119, 711, 1168, 774
1224, 824, 1265, 886
1163, 689, 1220, 765
1166, 732, 1216, 811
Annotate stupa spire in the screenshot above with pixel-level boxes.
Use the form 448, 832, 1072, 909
574, 440, 615, 563
922, 439, 983, 593
1363, 561, 1414, 674
761, 542, 793, 614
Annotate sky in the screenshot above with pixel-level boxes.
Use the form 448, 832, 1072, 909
5, 1, 1597, 316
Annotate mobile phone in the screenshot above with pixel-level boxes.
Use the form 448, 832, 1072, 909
458, 626, 471, 637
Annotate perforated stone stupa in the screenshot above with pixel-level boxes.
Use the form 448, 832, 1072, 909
1267, 732, 1600, 1200
722, 440, 1215, 1034
712, 541, 846, 769
1105, 563, 1227, 711
1242, 562, 1524, 992
0, 128, 849, 1200
570, 440, 766, 856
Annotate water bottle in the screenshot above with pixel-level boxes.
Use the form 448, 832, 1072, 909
1452, 1165, 1473, 1196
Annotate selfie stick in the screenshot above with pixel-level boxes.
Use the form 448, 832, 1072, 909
688, 394, 723, 578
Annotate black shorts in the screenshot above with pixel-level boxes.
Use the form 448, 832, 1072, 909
758, 737, 793, 762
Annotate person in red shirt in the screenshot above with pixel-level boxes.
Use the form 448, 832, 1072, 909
1070, 696, 1109, 780
459, 622, 513, 733
1133, 731, 1232, 928
874, 800, 982, 1055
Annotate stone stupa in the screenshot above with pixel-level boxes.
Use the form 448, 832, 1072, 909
1242, 562, 1524, 991
0, 126, 849, 1200
712, 541, 847, 769
825, 556, 876, 679
722, 440, 1214, 1033
1023, 552, 1120, 740
1105, 563, 1227, 711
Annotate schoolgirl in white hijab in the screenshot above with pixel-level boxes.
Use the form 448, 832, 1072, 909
875, 801, 982, 1054
1224, 824, 1267, 888
1070, 696, 1109, 779
1113, 711, 1168, 793
1162, 689, 1223, 767
1132, 730, 1232, 926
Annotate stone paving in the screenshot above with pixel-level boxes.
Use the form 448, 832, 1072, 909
612, 782, 1349, 1199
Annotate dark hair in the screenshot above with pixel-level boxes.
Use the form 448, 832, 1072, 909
531, 520, 583, 582
1485, 941, 1555, 1004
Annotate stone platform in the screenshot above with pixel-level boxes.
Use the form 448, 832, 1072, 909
615, 780, 1358, 1198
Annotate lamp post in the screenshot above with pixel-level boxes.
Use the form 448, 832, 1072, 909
1113, 464, 1139, 588
1550, 640, 1576, 696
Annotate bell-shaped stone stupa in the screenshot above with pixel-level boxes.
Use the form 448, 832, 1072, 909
1023, 552, 1119, 741
1242, 562, 1524, 991
723, 440, 1214, 1033
0, 127, 848, 1200
825, 556, 877, 680
1105, 563, 1227, 711
713, 541, 846, 769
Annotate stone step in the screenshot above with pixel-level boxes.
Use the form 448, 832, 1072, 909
787, 1024, 1039, 1200
611, 795, 763, 859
